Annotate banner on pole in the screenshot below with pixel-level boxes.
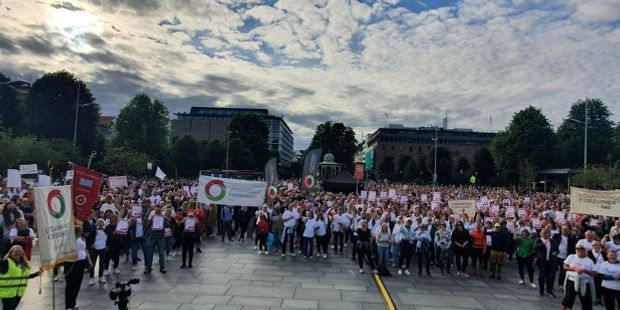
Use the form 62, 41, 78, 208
301, 148, 322, 192
34, 186, 77, 270
354, 163, 365, 180
19, 164, 38, 175
570, 187, 620, 217
264, 158, 279, 202
108, 176, 128, 188
72, 165, 102, 223
448, 199, 477, 216
198, 176, 266, 207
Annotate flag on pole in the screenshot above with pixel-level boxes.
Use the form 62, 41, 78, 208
301, 149, 322, 192
156, 166, 166, 180
264, 158, 279, 201
34, 186, 77, 270
72, 164, 102, 223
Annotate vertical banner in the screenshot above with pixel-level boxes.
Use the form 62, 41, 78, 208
354, 163, 365, 180
301, 148, 322, 192
264, 158, 279, 202
72, 165, 102, 223
34, 186, 77, 270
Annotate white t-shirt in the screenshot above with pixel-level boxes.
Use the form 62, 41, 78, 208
77, 237, 87, 260
94, 229, 107, 250
9, 228, 34, 240
303, 218, 317, 238
590, 250, 606, 266
599, 261, 620, 291
282, 210, 298, 228
577, 239, 594, 251
564, 254, 596, 272
315, 219, 327, 237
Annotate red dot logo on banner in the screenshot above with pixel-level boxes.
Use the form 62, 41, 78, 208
205, 179, 226, 201
267, 186, 278, 200
47, 189, 66, 219
75, 194, 87, 206
303, 175, 315, 189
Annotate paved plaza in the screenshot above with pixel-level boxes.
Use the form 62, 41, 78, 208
20, 240, 574, 310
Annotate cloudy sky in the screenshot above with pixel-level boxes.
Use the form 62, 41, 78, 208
0, 0, 619, 149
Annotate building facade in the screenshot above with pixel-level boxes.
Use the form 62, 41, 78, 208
171, 107, 295, 169
364, 125, 495, 179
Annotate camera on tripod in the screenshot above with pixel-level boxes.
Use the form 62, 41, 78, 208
109, 278, 140, 310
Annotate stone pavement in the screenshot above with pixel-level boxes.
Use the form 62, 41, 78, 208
19, 240, 588, 310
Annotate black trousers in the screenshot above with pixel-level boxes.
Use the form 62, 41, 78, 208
399, 241, 413, 269
418, 247, 431, 274
333, 231, 344, 253
64, 259, 86, 309
2, 297, 22, 310
454, 247, 469, 272
282, 228, 295, 254
358, 244, 375, 269
517, 254, 534, 282
561, 279, 592, 310
181, 235, 195, 266
316, 235, 329, 254
603, 287, 620, 310
538, 259, 556, 294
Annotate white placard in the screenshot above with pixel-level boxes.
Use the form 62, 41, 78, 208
184, 218, 196, 232
518, 208, 527, 218
108, 176, 128, 188
19, 164, 38, 175
420, 194, 427, 202
115, 219, 129, 235
400, 195, 408, 204
555, 211, 566, 224
66, 170, 74, 180
183, 186, 190, 193
131, 204, 142, 218
432, 192, 441, 202
506, 206, 515, 218
532, 218, 541, 229
431, 201, 439, 210
380, 191, 388, 200
38, 175, 51, 187
152, 215, 164, 230
7, 169, 21, 188
360, 191, 368, 199
389, 189, 396, 198
368, 191, 377, 202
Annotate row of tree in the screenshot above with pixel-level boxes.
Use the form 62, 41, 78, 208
0, 71, 273, 179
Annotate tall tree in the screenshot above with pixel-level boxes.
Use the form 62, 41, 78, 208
114, 93, 169, 162
473, 147, 496, 185
428, 147, 453, 184
0, 73, 25, 135
201, 140, 226, 170
172, 135, 201, 177
102, 146, 151, 176
491, 106, 555, 185
309, 121, 357, 171
556, 98, 617, 168
229, 113, 270, 170
26, 71, 101, 155
228, 138, 256, 170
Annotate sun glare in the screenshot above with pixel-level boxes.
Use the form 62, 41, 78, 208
49, 6, 102, 52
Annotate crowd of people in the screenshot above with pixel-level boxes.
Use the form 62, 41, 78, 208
0, 177, 619, 310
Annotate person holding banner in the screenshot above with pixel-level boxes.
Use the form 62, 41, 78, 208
0, 245, 41, 310
64, 226, 91, 310
180, 211, 197, 268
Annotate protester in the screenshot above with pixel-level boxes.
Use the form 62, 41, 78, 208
588, 240, 607, 304
356, 220, 377, 274
0, 245, 41, 310
535, 228, 558, 297
514, 229, 536, 288
88, 219, 108, 285
452, 221, 471, 277
561, 242, 597, 310
257, 213, 270, 255
180, 211, 197, 268
398, 218, 415, 275
64, 226, 91, 310
416, 223, 432, 276
598, 251, 620, 310
376, 223, 391, 267
8, 218, 34, 260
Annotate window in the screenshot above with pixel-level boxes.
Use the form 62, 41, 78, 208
391, 145, 395, 151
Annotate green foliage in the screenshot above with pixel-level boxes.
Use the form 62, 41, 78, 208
379, 156, 395, 176
0, 74, 25, 135
229, 114, 269, 170
228, 138, 256, 170
455, 157, 470, 184
571, 166, 620, 190
114, 93, 169, 162
556, 98, 617, 168
172, 135, 201, 177
0, 133, 75, 175
201, 140, 225, 170
309, 121, 357, 171
473, 147, 495, 185
403, 156, 418, 182
428, 147, 452, 184
491, 106, 555, 185
102, 146, 151, 176
26, 71, 101, 155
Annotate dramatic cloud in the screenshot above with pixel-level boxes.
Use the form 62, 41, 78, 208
0, 0, 618, 149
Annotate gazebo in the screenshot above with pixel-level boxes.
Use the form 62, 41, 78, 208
319, 153, 342, 180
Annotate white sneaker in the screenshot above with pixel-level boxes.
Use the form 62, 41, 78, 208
88, 279, 95, 286
398, 269, 403, 275
265, 251, 269, 255
359, 269, 364, 274
74, 305, 80, 310
372, 269, 379, 274
113, 269, 120, 274
103, 270, 109, 276
530, 282, 537, 289
323, 254, 327, 259
99, 278, 106, 284
456, 271, 461, 276
404, 270, 411, 275
344, 244, 348, 248
518, 280, 525, 285
254, 245, 258, 250
132, 266, 137, 271
281, 253, 286, 257
258, 251, 262, 255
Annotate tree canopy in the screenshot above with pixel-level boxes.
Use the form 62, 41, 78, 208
228, 113, 270, 170
172, 135, 201, 177
0, 73, 24, 135
473, 147, 495, 185
114, 93, 169, 162
309, 121, 357, 171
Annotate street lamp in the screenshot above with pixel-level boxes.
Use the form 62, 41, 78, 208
87, 151, 97, 169
225, 118, 230, 176
72, 84, 97, 158
565, 101, 588, 173
432, 125, 438, 184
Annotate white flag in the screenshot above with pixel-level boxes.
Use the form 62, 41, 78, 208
34, 186, 77, 270
155, 167, 166, 180
38, 175, 51, 187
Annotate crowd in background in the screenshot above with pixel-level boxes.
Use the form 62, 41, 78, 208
1, 177, 619, 310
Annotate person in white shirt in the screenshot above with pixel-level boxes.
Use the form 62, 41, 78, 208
89, 219, 108, 285
598, 251, 620, 310
392, 217, 403, 268
561, 243, 597, 310
315, 213, 329, 259
603, 234, 620, 256
281, 204, 298, 256
416, 224, 432, 276
588, 241, 607, 305
376, 223, 392, 267
577, 231, 596, 251
100, 195, 118, 217
302, 212, 317, 259
333, 208, 346, 254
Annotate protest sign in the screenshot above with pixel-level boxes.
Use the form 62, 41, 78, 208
7, 169, 21, 187
115, 219, 129, 235
420, 194, 427, 202
155, 167, 166, 180
198, 176, 266, 207
108, 176, 128, 188
368, 191, 377, 201
448, 200, 476, 216
360, 191, 368, 199
380, 191, 388, 200
570, 187, 620, 217
38, 175, 51, 187
389, 189, 397, 198
131, 204, 142, 218
19, 164, 38, 175
506, 206, 515, 218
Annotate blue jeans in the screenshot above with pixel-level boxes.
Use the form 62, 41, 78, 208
303, 237, 314, 257
131, 237, 147, 266
378, 246, 390, 267
146, 238, 166, 271
392, 242, 401, 267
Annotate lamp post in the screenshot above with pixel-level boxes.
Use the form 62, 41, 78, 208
225, 118, 230, 176
72, 84, 97, 158
432, 125, 438, 184
87, 151, 97, 168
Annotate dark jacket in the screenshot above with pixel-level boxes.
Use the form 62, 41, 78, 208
552, 233, 577, 257
587, 250, 607, 264
534, 238, 559, 263
486, 228, 512, 252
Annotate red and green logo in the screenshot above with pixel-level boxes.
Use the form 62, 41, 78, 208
303, 175, 316, 189
267, 186, 278, 200
205, 179, 226, 201
47, 189, 66, 219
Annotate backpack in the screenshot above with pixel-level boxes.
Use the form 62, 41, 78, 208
376, 265, 392, 277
